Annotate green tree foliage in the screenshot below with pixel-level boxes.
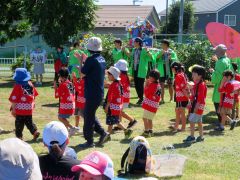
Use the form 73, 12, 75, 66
23, 0, 97, 48
161, 1, 196, 34
0, 0, 31, 45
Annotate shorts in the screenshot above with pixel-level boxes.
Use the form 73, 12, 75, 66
176, 101, 188, 108
143, 109, 156, 121
106, 115, 120, 125
219, 107, 232, 116
160, 77, 173, 84
58, 114, 71, 119
74, 108, 84, 117
188, 113, 202, 123
123, 103, 129, 109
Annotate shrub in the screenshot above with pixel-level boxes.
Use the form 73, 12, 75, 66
11, 55, 32, 73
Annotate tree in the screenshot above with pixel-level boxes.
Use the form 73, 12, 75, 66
0, 0, 31, 45
23, 0, 97, 47
161, 1, 196, 34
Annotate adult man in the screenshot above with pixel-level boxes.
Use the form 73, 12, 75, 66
156, 39, 178, 103
130, 37, 153, 105
79, 37, 110, 148
210, 44, 233, 130
112, 38, 130, 64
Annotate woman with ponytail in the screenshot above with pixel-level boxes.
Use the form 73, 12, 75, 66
39, 121, 80, 180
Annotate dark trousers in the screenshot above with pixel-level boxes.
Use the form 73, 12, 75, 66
15, 115, 37, 138
214, 103, 221, 123
134, 71, 145, 101
83, 99, 105, 144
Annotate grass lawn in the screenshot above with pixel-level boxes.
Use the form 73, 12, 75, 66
0, 77, 239, 180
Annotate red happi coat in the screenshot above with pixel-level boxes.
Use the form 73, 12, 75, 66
9, 82, 38, 115
55, 80, 75, 115
142, 82, 161, 113
189, 81, 207, 115
120, 73, 130, 104
219, 81, 235, 109
234, 74, 240, 102
74, 78, 85, 109
107, 81, 123, 116
174, 72, 189, 102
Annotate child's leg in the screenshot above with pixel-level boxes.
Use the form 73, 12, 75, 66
179, 108, 186, 130
108, 125, 113, 134
75, 115, 80, 127
190, 122, 195, 137
121, 111, 134, 122
117, 122, 126, 130
168, 83, 173, 101
198, 122, 203, 137
15, 116, 25, 139
24, 115, 38, 135
36, 74, 39, 83
143, 118, 149, 131
174, 108, 181, 129
59, 117, 73, 128
148, 119, 153, 131
40, 74, 43, 83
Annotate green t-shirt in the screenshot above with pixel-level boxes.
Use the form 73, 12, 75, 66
68, 49, 83, 78
211, 56, 233, 103
53, 51, 67, 65
112, 48, 129, 64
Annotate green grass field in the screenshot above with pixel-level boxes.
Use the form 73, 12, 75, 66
0, 77, 239, 180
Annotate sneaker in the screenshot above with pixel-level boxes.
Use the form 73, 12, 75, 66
136, 99, 143, 105
149, 130, 154, 137
142, 131, 150, 138
214, 126, 224, 131
196, 136, 204, 142
98, 132, 110, 145
78, 142, 95, 149
113, 126, 122, 131
69, 127, 79, 137
124, 129, 133, 138
127, 119, 138, 129
33, 131, 40, 141
159, 100, 165, 105
74, 127, 83, 135
230, 120, 237, 130
183, 136, 196, 143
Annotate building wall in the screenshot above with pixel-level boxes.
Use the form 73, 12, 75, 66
218, 0, 240, 32
194, 13, 216, 33
93, 27, 127, 38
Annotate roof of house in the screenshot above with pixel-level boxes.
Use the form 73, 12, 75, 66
159, 0, 236, 15
95, 5, 160, 28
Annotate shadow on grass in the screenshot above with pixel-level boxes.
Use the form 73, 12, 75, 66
172, 142, 192, 149
205, 130, 224, 136
42, 103, 59, 108
26, 137, 43, 144
120, 138, 133, 144
0, 130, 14, 135
0, 79, 53, 88
129, 103, 141, 108
154, 130, 177, 137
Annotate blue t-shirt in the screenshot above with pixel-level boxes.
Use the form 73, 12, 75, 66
81, 53, 106, 101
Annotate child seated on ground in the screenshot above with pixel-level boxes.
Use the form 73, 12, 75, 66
54, 68, 78, 136
216, 70, 237, 131
142, 69, 161, 137
183, 65, 207, 143
104, 66, 133, 138
170, 62, 189, 132
9, 68, 40, 140
114, 59, 138, 129
232, 62, 240, 119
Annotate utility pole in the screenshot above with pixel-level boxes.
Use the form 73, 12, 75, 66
165, 0, 169, 36
178, 0, 184, 43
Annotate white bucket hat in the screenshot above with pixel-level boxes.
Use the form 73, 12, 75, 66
0, 138, 42, 180
43, 121, 68, 147
108, 66, 121, 81
87, 37, 103, 52
114, 59, 128, 71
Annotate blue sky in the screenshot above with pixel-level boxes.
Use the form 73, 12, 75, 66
97, 0, 173, 13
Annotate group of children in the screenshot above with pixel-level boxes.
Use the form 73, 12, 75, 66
8, 58, 240, 144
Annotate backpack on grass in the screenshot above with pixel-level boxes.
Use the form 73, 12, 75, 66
119, 136, 152, 175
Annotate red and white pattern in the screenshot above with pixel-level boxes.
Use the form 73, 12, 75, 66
55, 80, 75, 115
142, 82, 161, 113
74, 78, 85, 109
219, 81, 235, 109
107, 81, 123, 115
174, 72, 189, 102
120, 73, 130, 104
9, 83, 38, 115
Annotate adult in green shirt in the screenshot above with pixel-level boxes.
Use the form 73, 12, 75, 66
130, 37, 152, 105
156, 39, 178, 103
68, 42, 84, 78
112, 38, 130, 64
209, 44, 233, 129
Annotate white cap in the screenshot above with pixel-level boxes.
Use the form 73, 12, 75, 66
87, 37, 103, 52
43, 121, 68, 146
213, 44, 227, 57
114, 59, 128, 71
108, 66, 121, 80
0, 138, 42, 180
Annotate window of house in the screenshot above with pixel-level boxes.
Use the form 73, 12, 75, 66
32, 35, 40, 43
224, 15, 236, 26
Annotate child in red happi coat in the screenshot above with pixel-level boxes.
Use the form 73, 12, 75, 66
54, 68, 78, 136
142, 69, 161, 137
9, 68, 40, 140
171, 62, 189, 132
72, 72, 85, 133
104, 66, 133, 138
232, 62, 240, 119
114, 59, 138, 129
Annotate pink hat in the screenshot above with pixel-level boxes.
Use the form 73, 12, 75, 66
72, 151, 114, 179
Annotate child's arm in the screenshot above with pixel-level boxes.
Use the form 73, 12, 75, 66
104, 102, 110, 114
218, 77, 228, 93
10, 103, 16, 117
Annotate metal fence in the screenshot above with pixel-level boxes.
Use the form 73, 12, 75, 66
0, 58, 55, 78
